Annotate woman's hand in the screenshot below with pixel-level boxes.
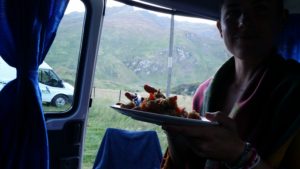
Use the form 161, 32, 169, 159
162, 112, 245, 164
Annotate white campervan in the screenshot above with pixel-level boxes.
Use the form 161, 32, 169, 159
0, 57, 74, 107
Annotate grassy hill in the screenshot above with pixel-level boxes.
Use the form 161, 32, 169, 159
46, 5, 229, 93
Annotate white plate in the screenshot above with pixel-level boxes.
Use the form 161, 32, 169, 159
110, 105, 219, 126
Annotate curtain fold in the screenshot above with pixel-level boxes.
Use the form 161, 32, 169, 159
278, 14, 300, 62
0, 0, 69, 168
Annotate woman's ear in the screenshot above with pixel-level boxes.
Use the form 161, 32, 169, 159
217, 20, 223, 38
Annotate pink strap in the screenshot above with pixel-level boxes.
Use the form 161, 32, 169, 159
192, 78, 212, 112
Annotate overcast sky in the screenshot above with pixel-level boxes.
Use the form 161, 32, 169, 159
65, 0, 215, 25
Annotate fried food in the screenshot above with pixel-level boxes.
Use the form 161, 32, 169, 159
117, 84, 200, 120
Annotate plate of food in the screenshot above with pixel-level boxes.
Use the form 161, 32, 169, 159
111, 105, 218, 126
111, 84, 218, 126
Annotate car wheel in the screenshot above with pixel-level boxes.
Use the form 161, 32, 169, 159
52, 94, 68, 107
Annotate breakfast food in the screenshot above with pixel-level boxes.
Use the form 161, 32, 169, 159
116, 84, 201, 120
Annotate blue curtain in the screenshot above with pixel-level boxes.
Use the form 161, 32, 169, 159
0, 0, 69, 168
278, 14, 300, 62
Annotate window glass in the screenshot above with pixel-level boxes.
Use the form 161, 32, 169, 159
172, 15, 229, 112
39, 69, 63, 87
83, 0, 228, 168
0, 56, 16, 91
84, 1, 171, 167
42, 0, 85, 111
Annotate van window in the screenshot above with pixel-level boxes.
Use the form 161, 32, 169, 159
1, 0, 85, 112
0, 1, 83, 111
39, 69, 63, 88
83, 0, 228, 168
42, 0, 85, 112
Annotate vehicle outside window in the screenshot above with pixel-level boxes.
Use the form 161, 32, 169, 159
38, 63, 74, 107
0, 57, 74, 108
43, 0, 85, 112
0, 0, 84, 112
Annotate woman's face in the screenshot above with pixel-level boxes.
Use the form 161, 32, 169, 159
217, 0, 284, 60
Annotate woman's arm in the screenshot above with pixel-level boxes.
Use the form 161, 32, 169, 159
280, 130, 300, 168
162, 112, 281, 169
163, 130, 207, 169
251, 130, 300, 169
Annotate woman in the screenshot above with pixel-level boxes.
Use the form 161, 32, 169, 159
162, 0, 300, 168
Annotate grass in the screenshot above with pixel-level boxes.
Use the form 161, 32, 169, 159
43, 88, 193, 169
82, 91, 169, 169
43, 104, 72, 112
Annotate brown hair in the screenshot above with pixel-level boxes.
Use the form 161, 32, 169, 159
219, 0, 284, 16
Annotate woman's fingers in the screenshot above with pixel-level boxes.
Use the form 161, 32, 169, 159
162, 112, 244, 162
162, 124, 213, 139
205, 112, 237, 132
162, 111, 237, 138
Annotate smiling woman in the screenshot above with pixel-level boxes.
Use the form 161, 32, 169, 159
162, 0, 300, 169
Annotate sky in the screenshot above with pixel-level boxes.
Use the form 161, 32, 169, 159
65, 0, 123, 14
65, 0, 216, 25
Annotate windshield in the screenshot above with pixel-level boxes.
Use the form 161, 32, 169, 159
39, 69, 63, 87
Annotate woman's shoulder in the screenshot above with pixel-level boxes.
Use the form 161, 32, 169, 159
284, 58, 300, 73
197, 78, 213, 90
270, 56, 300, 83
194, 78, 213, 97
268, 57, 300, 99
192, 78, 213, 112
275, 54, 300, 70
282, 59, 300, 85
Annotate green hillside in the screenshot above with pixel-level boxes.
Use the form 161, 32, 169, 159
46, 6, 229, 93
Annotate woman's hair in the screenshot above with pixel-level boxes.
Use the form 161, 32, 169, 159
219, 0, 284, 15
